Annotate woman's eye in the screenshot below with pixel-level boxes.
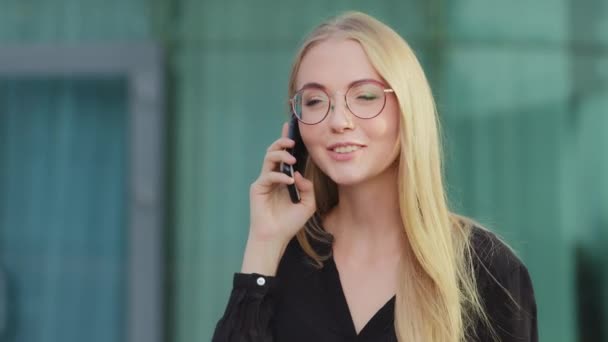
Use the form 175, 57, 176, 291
305, 98, 325, 106
356, 93, 378, 100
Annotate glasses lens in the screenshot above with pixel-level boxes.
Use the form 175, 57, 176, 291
294, 88, 329, 124
346, 82, 386, 118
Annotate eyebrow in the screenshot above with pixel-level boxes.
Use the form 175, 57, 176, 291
298, 78, 384, 91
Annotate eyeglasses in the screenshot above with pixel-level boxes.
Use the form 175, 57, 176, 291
290, 79, 394, 125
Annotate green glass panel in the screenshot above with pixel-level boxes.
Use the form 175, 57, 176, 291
0, 79, 128, 342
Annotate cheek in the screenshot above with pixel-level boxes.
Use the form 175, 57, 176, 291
299, 129, 327, 173
299, 125, 312, 147
299, 125, 323, 155
375, 106, 401, 161
373, 107, 401, 142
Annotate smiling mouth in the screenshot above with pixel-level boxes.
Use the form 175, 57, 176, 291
332, 145, 363, 154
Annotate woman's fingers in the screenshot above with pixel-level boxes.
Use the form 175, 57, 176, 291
261, 149, 297, 173
260, 122, 298, 172
266, 137, 294, 153
255, 171, 295, 188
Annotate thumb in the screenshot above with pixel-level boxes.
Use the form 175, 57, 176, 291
294, 171, 313, 192
294, 171, 315, 205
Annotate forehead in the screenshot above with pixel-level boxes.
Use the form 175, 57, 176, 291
296, 38, 382, 90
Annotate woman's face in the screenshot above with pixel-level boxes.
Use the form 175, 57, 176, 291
295, 38, 401, 186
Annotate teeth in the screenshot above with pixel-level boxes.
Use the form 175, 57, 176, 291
333, 145, 361, 153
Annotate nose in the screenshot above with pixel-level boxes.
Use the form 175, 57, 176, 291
327, 95, 354, 132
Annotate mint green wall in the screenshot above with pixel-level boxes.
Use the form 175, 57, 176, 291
0, 0, 153, 42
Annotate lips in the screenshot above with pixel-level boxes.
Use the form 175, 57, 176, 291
327, 142, 366, 161
333, 145, 363, 154
327, 142, 366, 153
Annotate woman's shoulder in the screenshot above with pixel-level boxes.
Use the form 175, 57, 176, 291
468, 225, 527, 277
467, 226, 538, 341
468, 225, 533, 290
467, 225, 537, 320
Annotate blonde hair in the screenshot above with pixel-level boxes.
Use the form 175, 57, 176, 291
289, 12, 495, 342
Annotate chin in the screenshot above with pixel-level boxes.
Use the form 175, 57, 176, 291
323, 169, 368, 186
330, 177, 363, 187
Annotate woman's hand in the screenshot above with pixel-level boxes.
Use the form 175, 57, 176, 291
242, 122, 316, 275
249, 122, 316, 242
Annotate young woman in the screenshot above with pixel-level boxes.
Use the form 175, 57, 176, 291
212, 11, 537, 342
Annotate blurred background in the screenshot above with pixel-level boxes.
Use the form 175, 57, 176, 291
0, 0, 607, 341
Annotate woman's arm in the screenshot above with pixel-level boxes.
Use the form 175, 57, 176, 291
212, 273, 278, 342
212, 122, 316, 341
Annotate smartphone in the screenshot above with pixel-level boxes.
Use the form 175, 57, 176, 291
281, 117, 308, 203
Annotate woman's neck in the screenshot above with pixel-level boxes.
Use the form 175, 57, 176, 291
324, 164, 406, 263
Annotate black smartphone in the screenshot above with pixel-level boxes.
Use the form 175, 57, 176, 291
281, 117, 308, 203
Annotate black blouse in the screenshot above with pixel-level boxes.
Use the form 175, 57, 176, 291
212, 227, 538, 342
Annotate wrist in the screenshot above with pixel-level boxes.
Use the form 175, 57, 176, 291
240, 234, 288, 276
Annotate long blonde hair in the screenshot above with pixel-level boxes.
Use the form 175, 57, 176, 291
289, 12, 494, 342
